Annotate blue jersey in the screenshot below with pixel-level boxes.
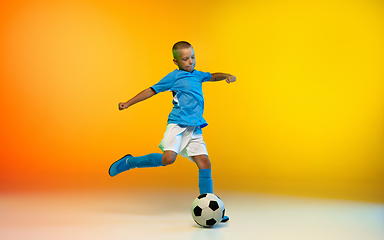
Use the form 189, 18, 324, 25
151, 69, 211, 130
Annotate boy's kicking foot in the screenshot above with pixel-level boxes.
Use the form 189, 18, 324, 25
108, 154, 132, 177
109, 153, 165, 177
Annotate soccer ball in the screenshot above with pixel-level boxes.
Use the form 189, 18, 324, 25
191, 193, 225, 227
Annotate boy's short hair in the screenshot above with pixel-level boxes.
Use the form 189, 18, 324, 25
172, 41, 192, 59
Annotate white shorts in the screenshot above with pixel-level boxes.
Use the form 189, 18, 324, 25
159, 124, 208, 162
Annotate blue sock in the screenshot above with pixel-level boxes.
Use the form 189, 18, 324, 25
128, 153, 164, 169
199, 169, 213, 194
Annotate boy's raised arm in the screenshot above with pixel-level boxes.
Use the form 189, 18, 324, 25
119, 87, 156, 110
209, 73, 237, 84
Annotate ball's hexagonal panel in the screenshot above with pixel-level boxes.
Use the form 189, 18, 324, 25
193, 215, 206, 226
201, 207, 214, 220
213, 207, 223, 221
206, 193, 219, 201
197, 197, 210, 208
209, 200, 219, 211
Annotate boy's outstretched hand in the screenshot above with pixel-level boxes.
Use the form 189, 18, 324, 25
225, 75, 237, 84
118, 102, 129, 110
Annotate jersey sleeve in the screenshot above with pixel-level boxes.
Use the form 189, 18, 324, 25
150, 71, 175, 94
199, 71, 212, 83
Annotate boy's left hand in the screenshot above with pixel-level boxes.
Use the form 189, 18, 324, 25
225, 75, 237, 84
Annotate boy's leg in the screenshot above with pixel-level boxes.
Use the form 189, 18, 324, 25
109, 152, 165, 177
162, 150, 178, 166
109, 151, 178, 177
110, 123, 183, 177
191, 154, 229, 223
191, 154, 212, 194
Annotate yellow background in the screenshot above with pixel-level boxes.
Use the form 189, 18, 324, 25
0, 0, 383, 202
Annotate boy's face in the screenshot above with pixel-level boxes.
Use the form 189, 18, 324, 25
173, 47, 195, 72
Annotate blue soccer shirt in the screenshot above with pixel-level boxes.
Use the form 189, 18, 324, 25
151, 69, 212, 129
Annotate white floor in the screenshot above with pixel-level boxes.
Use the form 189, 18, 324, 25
1, 189, 383, 240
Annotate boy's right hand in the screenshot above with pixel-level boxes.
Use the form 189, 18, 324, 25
118, 102, 129, 110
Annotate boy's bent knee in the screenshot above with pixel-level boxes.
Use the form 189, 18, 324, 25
162, 157, 175, 166
162, 151, 177, 166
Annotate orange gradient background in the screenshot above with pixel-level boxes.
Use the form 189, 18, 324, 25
0, 0, 383, 202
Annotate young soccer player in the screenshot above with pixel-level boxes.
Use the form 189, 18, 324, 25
109, 41, 236, 222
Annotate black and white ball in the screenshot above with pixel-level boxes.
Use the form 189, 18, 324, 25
191, 193, 225, 227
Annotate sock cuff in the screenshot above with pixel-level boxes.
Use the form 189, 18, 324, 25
199, 169, 211, 178
151, 153, 165, 167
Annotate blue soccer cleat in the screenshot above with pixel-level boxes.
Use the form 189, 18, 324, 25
108, 154, 132, 177
221, 216, 229, 222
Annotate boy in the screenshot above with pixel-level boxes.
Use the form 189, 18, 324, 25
109, 41, 236, 222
